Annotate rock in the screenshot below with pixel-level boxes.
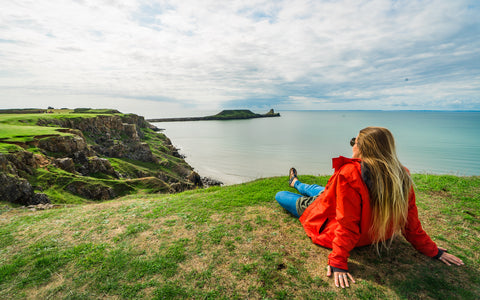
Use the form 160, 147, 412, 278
0, 153, 53, 205
0, 153, 15, 174
0, 152, 36, 176
72, 151, 89, 166
0, 173, 48, 205
64, 154, 117, 177
169, 182, 194, 193
31, 193, 51, 205
121, 114, 149, 132
34, 154, 51, 168
12, 151, 37, 174
37, 114, 160, 164
122, 123, 140, 141
54, 157, 76, 173
38, 115, 124, 136
169, 145, 185, 159
0, 173, 34, 204
38, 135, 92, 156
126, 142, 157, 163
94, 142, 126, 158
84, 157, 118, 178
147, 123, 161, 132
187, 171, 203, 187
202, 177, 223, 187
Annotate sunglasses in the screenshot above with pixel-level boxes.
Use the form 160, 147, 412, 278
350, 137, 356, 147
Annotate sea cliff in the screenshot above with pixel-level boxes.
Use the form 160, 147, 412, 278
0, 110, 220, 205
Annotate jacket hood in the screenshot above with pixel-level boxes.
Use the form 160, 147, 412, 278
332, 156, 361, 172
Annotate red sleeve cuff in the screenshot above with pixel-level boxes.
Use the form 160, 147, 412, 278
328, 258, 348, 271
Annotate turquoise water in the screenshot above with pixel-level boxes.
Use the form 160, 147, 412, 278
154, 111, 480, 184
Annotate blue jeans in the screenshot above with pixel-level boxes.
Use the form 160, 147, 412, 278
275, 180, 325, 218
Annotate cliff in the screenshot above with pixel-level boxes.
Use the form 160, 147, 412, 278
0, 111, 218, 205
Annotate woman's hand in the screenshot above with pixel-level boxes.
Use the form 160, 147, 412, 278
438, 247, 464, 266
326, 265, 356, 288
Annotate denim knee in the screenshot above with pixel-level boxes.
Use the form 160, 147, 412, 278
275, 191, 286, 201
275, 191, 300, 218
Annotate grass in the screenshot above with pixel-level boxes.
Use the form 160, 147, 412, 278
0, 114, 73, 153
28, 166, 174, 203
0, 112, 116, 152
1, 174, 479, 299
0, 125, 69, 141
0, 112, 118, 125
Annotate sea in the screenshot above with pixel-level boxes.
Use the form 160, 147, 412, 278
152, 111, 480, 185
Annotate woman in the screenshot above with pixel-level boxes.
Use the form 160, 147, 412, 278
275, 127, 464, 289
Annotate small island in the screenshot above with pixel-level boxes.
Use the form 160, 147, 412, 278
147, 109, 280, 122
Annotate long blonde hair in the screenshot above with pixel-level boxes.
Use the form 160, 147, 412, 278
357, 127, 412, 248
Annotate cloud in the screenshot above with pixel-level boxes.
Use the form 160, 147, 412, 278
0, 0, 479, 113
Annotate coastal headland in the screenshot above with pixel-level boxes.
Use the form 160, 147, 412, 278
0, 108, 221, 206
147, 109, 280, 122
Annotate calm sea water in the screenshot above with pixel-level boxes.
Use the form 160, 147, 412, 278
153, 111, 480, 185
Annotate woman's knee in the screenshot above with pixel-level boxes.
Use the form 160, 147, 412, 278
275, 191, 289, 203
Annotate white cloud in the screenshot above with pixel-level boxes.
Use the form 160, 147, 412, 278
0, 0, 479, 113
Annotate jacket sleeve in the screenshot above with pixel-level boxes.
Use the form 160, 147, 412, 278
328, 174, 362, 270
402, 188, 439, 257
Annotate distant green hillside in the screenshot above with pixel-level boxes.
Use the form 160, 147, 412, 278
0, 108, 47, 114
73, 108, 121, 114
0, 108, 121, 115
206, 109, 278, 120
147, 109, 280, 122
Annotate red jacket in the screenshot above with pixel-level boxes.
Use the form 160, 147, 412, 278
299, 156, 439, 271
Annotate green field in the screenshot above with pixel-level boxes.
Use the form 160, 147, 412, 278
0, 124, 70, 141
0, 114, 66, 153
1, 174, 479, 299
0, 111, 119, 152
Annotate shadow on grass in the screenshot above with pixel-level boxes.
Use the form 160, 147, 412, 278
347, 237, 478, 299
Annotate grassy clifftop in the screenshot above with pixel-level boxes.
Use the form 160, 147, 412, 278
0, 174, 479, 299
0, 109, 122, 152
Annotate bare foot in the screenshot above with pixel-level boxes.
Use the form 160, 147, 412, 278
289, 168, 298, 187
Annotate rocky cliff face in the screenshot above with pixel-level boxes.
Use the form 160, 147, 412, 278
1, 113, 208, 204
0, 152, 50, 205
35, 114, 183, 173
36, 115, 158, 162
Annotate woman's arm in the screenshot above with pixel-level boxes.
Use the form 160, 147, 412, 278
328, 179, 362, 269
402, 188, 440, 257
403, 189, 464, 266
327, 176, 362, 287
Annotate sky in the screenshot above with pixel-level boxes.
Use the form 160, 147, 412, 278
1, 0, 479, 117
